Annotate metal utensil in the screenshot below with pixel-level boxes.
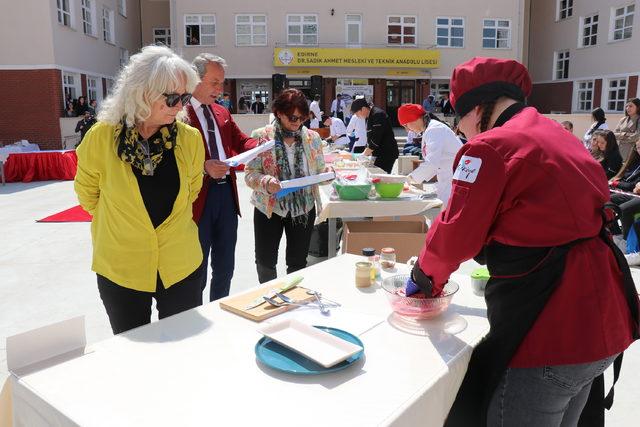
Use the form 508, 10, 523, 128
244, 276, 304, 310
306, 290, 341, 307
278, 292, 330, 316
263, 295, 308, 308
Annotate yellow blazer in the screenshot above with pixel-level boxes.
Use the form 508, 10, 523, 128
74, 121, 205, 292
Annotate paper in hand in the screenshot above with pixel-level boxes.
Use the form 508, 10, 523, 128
223, 140, 275, 167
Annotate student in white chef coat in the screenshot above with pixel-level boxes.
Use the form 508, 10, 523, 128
322, 114, 350, 147
345, 113, 367, 153
397, 104, 462, 206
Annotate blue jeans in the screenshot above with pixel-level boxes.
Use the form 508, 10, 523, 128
487, 354, 618, 426
198, 180, 238, 302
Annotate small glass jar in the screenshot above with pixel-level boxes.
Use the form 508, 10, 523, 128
362, 247, 378, 283
355, 262, 373, 287
380, 247, 396, 269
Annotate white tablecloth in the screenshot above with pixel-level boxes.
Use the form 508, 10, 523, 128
9, 255, 488, 427
0, 144, 40, 163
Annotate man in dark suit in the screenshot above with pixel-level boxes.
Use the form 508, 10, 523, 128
188, 54, 259, 301
441, 91, 455, 116
350, 98, 399, 173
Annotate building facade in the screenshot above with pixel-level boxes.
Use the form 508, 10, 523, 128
166, 0, 527, 125
0, 0, 141, 149
528, 0, 639, 114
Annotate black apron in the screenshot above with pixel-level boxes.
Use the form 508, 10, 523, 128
444, 106, 640, 427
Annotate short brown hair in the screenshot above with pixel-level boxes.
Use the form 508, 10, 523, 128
272, 88, 309, 117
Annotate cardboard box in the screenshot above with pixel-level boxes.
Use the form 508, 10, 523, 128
342, 220, 427, 263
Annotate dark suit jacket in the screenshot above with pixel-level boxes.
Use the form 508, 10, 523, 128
441, 99, 455, 116
186, 102, 259, 222
366, 106, 399, 163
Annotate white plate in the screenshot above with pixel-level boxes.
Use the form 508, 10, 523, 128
257, 319, 364, 368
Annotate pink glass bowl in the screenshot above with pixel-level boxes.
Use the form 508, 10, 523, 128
381, 274, 459, 319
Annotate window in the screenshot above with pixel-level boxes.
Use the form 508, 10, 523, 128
57, 0, 72, 27
557, 0, 574, 20
579, 14, 599, 47
436, 17, 464, 48
236, 14, 267, 46
153, 28, 171, 46
575, 80, 594, 112
81, 0, 96, 36
611, 4, 634, 41
607, 78, 628, 111
185, 14, 216, 46
106, 79, 115, 95
430, 81, 450, 98
554, 50, 570, 79
87, 76, 102, 103
62, 72, 80, 102
117, 0, 126, 17
102, 7, 115, 43
119, 48, 129, 68
483, 19, 511, 48
387, 15, 417, 45
287, 14, 318, 45
345, 14, 362, 46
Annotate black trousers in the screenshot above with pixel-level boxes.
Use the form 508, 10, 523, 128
374, 155, 397, 174
610, 193, 640, 237
97, 265, 204, 335
253, 207, 316, 283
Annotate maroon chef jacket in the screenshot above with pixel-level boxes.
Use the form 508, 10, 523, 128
417, 107, 636, 367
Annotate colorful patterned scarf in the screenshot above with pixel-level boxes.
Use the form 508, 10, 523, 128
273, 119, 313, 219
116, 120, 178, 176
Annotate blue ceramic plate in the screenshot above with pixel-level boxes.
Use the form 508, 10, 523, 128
255, 326, 364, 375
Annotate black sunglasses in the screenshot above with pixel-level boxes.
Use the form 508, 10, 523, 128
163, 92, 192, 107
286, 114, 306, 123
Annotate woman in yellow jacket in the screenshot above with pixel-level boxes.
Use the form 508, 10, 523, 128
74, 45, 205, 334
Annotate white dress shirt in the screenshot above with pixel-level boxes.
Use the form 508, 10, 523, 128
330, 99, 346, 117
309, 100, 322, 123
190, 97, 227, 161
409, 119, 462, 205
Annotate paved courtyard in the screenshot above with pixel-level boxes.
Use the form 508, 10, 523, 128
1, 174, 638, 425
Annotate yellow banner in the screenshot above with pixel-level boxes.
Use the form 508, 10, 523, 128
274, 48, 440, 69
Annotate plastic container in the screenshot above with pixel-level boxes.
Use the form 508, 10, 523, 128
470, 267, 490, 296
333, 181, 372, 200
380, 247, 396, 269
381, 274, 459, 319
374, 182, 404, 198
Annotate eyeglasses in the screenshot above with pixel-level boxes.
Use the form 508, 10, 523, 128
163, 92, 192, 107
286, 114, 305, 123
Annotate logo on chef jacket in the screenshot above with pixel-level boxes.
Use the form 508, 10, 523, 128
278, 49, 294, 65
453, 156, 482, 183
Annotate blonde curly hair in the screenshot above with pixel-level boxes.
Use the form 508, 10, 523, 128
98, 45, 199, 127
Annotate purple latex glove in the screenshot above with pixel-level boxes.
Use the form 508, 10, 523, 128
405, 276, 420, 296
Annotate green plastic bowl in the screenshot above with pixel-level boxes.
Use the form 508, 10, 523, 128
333, 182, 372, 200
374, 182, 404, 198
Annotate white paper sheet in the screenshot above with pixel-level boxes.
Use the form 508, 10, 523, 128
280, 171, 335, 189
223, 139, 275, 167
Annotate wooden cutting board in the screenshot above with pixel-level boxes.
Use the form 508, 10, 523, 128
219, 284, 316, 322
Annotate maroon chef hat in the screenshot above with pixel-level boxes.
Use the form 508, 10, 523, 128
450, 57, 532, 118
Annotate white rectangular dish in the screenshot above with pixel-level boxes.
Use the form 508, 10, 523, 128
257, 319, 363, 368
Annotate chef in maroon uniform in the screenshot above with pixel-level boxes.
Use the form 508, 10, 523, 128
409, 57, 639, 426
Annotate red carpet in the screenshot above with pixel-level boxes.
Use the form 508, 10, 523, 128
37, 205, 92, 223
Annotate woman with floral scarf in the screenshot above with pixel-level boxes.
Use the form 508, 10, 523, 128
246, 89, 333, 283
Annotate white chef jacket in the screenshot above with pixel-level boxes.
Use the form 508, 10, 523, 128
409, 119, 462, 206
309, 100, 322, 124
346, 115, 367, 149
329, 117, 350, 147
